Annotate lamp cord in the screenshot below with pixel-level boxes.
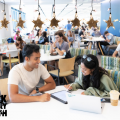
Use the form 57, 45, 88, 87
19, 0, 21, 11
54, 0, 55, 13
91, 0, 93, 13
75, 0, 77, 13
110, 0, 111, 14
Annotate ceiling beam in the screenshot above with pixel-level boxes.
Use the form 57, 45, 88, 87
57, 4, 69, 17
39, 5, 46, 17
62, 3, 83, 17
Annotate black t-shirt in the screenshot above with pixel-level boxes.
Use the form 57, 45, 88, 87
38, 37, 49, 44
79, 31, 84, 36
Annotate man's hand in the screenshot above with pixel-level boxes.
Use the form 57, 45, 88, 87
38, 93, 51, 102
29, 90, 36, 96
53, 42, 56, 48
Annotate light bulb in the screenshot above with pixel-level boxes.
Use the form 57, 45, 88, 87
53, 13, 56, 18
38, 14, 40, 19
19, 14, 21, 18
103, 20, 106, 22
110, 14, 111, 18
75, 13, 78, 18
4, 15, 6, 19
113, 26, 115, 29
90, 15, 93, 19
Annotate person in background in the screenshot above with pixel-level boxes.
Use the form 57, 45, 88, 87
14, 31, 20, 42
74, 26, 79, 40
79, 29, 88, 44
89, 27, 94, 36
0, 42, 9, 71
28, 30, 35, 43
92, 28, 101, 37
35, 29, 42, 44
15, 37, 26, 62
64, 54, 118, 97
79, 29, 86, 40
112, 43, 120, 57
41, 31, 49, 45
50, 31, 69, 70
64, 21, 72, 36
15, 37, 26, 50
67, 30, 74, 47
97, 31, 114, 55
8, 44, 56, 103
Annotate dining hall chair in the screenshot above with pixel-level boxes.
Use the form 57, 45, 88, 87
0, 78, 9, 101
117, 41, 120, 45
1, 50, 20, 75
101, 56, 120, 71
49, 57, 75, 85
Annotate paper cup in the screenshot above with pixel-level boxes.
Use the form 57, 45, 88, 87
46, 50, 50, 56
110, 90, 120, 106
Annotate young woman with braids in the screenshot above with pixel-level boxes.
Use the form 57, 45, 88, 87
64, 54, 118, 97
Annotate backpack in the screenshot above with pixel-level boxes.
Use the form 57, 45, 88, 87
7, 38, 14, 43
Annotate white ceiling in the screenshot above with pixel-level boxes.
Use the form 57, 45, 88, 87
0, 0, 109, 22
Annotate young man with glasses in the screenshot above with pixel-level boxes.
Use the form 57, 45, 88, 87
49, 31, 69, 70
8, 44, 56, 103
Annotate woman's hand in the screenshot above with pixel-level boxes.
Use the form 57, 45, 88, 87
81, 92, 85, 95
64, 84, 72, 90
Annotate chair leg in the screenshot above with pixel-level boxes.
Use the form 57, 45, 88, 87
98, 42, 104, 55
64, 77, 69, 84
44, 64, 47, 70
1, 62, 3, 75
9, 54, 12, 70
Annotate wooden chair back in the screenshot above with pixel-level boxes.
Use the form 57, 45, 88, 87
117, 41, 120, 45
0, 78, 9, 101
59, 57, 75, 73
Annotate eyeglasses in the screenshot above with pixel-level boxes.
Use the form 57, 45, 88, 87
55, 37, 60, 39
83, 55, 92, 62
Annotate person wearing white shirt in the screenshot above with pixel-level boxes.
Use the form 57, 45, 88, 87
112, 44, 120, 57
8, 44, 56, 103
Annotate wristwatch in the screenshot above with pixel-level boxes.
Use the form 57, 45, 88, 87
36, 87, 39, 93
54, 47, 57, 49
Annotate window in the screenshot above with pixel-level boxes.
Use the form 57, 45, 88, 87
11, 7, 26, 32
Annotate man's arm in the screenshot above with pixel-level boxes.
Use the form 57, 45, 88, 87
50, 44, 55, 54
56, 48, 65, 56
36, 41, 38, 44
112, 50, 118, 57
38, 76, 56, 92
105, 37, 110, 42
8, 84, 51, 103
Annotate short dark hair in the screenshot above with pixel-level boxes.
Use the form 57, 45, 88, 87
68, 21, 70, 23
54, 31, 63, 37
22, 44, 40, 61
82, 29, 85, 31
104, 31, 109, 35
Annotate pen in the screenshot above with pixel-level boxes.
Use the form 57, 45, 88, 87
67, 83, 73, 91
